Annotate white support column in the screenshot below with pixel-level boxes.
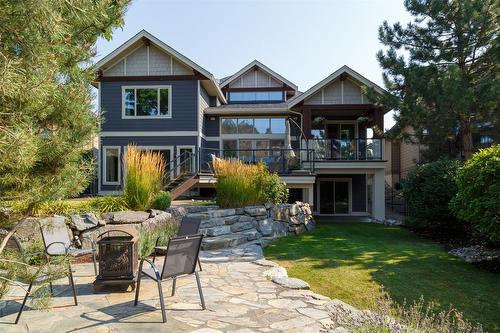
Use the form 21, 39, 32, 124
372, 169, 385, 221
301, 185, 314, 208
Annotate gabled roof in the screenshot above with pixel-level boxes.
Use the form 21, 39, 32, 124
220, 60, 298, 91
287, 65, 387, 108
94, 30, 226, 103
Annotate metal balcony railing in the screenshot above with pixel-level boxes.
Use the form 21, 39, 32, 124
198, 148, 315, 174
306, 138, 383, 161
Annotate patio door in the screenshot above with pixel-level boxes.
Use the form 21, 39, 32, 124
318, 179, 351, 215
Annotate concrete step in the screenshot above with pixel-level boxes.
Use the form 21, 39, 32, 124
201, 230, 262, 250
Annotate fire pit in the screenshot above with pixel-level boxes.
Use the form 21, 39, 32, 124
94, 230, 138, 291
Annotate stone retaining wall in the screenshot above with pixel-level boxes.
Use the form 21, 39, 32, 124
12, 202, 315, 251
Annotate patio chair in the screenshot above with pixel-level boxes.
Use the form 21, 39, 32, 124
134, 234, 205, 323
152, 215, 202, 271
0, 230, 77, 324
39, 216, 97, 275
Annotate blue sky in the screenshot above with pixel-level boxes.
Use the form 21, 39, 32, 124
94, 0, 413, 129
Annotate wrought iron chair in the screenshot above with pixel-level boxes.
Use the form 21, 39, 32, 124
134, 234, 205, 323
39, 216, 97, 275
152, 216, 203, 271
0, 230, 77, 324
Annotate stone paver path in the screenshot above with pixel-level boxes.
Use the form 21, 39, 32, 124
0, 256, 334, 332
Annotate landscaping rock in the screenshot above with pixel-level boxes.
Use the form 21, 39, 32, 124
207, 209, 236, 219
202, 233, 248, 250
142, 212, 173, 230
243, 229, 261, 241
102, 211, 150, 224
70, 213, 99, 231
449, 245, 500, 263
203, 225, 231, 237
263, 266, 288, 280
244, 206, 267, 217
147, 209, 165, 217
289, 204, 301, 216
253, 259, 279, 267
257, 219, 273, 236
230, 221, 254, 232
272, 277, 310, 290
304, 219, 316, 231
237, 215, 254, 223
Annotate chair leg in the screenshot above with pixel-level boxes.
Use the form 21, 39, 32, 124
171, 278, 176, 296
92, 250, 98, 276
134, 262, 143, 306
152, 250, 156, 264
49, 281, 54, 296
68, 263, 78, 306
15, 282, 33, 324
157, 280, 167, 323
194, 271, 205, 310
197, 257, 202, 271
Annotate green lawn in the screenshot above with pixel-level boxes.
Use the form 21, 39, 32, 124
264, 222, 500, 332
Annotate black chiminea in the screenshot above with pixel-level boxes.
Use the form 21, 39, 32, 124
94, 230, 138, 291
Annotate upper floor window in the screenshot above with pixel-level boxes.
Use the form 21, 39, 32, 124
221, 117, 287, 135
123, 86, 171, 118
228, 91, 283, 103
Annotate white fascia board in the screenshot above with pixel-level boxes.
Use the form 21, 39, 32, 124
220, 60, 298, 91
93, 30, 226, 103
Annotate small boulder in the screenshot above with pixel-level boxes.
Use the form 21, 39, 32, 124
102, 211, 150, 224
272, 277, 310, 290
257, 219, 274, 236
204, 225, 231, 237
244, 206, 267, 217
70, 213, 99, 231
263, 266, 288, 280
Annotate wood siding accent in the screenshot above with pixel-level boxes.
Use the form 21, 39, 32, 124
304, 78, 371, 105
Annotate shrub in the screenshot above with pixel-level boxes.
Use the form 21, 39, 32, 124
89, 196, 129, 213
138, 225, 178, 259
259, 172, 289, 204
124, 145, 166, 211
451, 145, 500, 247
213, 158, 288, 208
152, 191, 171, 210
401, 159, 461, 229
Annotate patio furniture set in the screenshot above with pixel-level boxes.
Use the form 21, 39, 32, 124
2, 216, 205, 324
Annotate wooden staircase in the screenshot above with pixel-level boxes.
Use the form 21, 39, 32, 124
167, 173, 200, 200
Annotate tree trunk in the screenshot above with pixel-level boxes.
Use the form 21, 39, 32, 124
461, 119, 474, 160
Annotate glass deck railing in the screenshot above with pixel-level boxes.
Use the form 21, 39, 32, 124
306, 138, 383, 161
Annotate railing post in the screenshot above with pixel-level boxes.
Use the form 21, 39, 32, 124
281, 149, 285, 173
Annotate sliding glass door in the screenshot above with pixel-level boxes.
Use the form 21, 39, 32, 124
319, 179, 351, 214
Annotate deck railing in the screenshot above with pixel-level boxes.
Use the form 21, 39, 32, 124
198, 148, 315, 174
306, 138, 383, 161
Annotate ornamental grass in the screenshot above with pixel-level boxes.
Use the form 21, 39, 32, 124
124, 145, 166, 210
212, 158, 267, 208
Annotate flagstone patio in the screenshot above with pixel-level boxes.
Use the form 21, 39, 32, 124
0, 255, 335, 332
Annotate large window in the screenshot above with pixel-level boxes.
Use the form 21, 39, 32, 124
123, 86, 171, 118
229, 91, 283, 103
220, 117, 286, 135
104, 147, 120, 185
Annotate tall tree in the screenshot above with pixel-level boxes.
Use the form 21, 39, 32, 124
378, 0, 500, 160
0, 0, 130, 250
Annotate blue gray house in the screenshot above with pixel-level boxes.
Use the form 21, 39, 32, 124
94, 30, 388, 220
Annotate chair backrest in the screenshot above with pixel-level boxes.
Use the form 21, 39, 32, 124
177, 215, 202, 236
160, 234, 203, 279
0, 230, 23, 256
39, 216, 72, 255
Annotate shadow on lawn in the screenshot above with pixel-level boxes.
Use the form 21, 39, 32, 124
264, 222, 500, 332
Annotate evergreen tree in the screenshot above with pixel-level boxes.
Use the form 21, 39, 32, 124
0, 0, 130, 251
378, 0, 500, 160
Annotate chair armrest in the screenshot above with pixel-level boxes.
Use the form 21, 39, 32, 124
155, 236, 161, 247
139, 258, 161, 280
45, 241, 69, 256
79, 235, 97, 250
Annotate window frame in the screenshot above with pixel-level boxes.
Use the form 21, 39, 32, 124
103, 146, 121, 185
121, 85, 172, 119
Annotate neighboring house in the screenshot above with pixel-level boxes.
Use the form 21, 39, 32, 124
94, 30, 389, 220
385, 126, 425, 189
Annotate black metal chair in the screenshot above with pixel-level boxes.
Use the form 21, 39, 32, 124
0, 230, 77, 324
39, 216, 97, 275
134, 234, 205, 323
152, 216, 202, 271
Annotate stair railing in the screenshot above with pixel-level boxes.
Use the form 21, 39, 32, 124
163, 151, 198, 188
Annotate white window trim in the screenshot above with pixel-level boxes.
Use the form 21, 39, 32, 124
122, 85, 172, 119
103, 146, 121, 185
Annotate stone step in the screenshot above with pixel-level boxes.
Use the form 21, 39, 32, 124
201, 230, 262, 250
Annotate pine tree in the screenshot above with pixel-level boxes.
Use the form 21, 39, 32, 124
378, 0, 500, 160
0, 0, 130, 251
